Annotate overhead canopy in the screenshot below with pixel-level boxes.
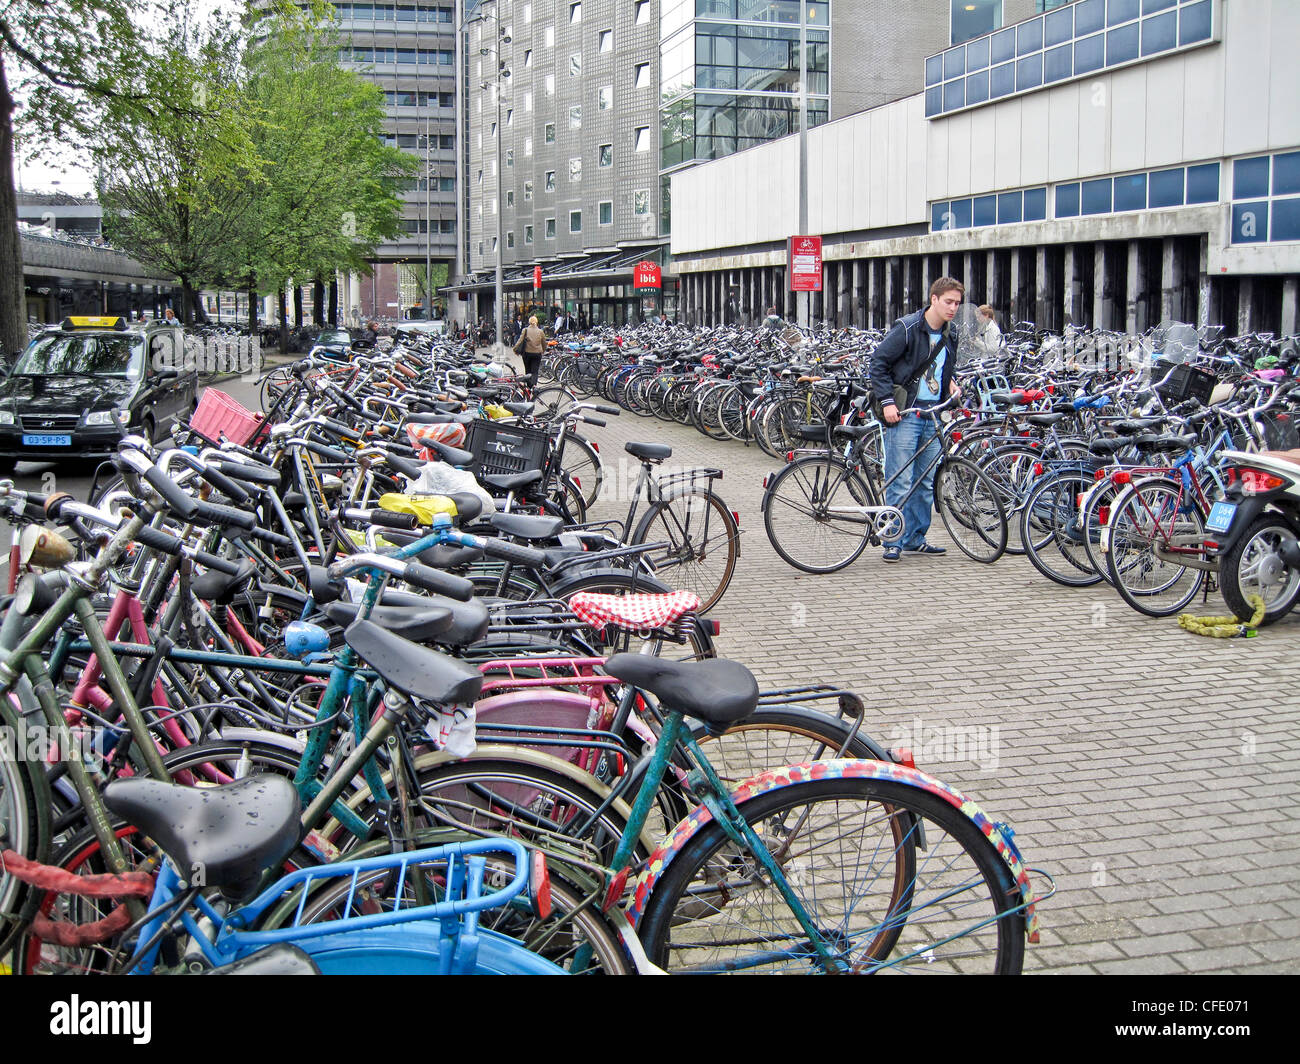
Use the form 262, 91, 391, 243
440, 246, 666, 294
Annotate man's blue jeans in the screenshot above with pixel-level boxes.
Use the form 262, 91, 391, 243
883, 412, 941, 549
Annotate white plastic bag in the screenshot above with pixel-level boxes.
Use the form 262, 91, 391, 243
408, 460, 496, 514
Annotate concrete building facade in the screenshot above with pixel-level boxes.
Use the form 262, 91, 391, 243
669, 0, 1300, 336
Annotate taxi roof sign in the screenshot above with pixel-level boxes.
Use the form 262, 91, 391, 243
61, 315, 128, 331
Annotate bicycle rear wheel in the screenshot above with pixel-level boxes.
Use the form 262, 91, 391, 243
934, 457, 1008, 563
1019, 470, 1106, 587
632, 488, 739, 612
637, 776, 1024, 974
762, 455, 876, 574
1104, 477, 1207, 616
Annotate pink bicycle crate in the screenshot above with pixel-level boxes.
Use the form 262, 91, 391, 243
190, 388, 264, 446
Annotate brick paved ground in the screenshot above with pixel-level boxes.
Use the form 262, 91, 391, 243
569, 394, 1300, 975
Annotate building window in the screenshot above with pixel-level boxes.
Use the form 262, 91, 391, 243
634, 62, 650, 89
524, 49, 532, 68
505, 108, 513, 126
524, 3, 531, 23
570, 2, 581, 24
598, 85, 613, 109
634, 1, 649, 27
634, 126, 650, 152
525, 224, 534, 243
545, 170, 556, 192
569, 156, 582, 181
546, 217, 556, 239
570, 53, 582, 77
570, 210, 582, 233
506, 149, 514, 167
599, 201, 612, 225
545, 73, 555, 95
476, 169, 483, 185
569, 105, 582, 129
525, 136, 533, 156
506, 190, 514, 207
951, 1, 1002, 46
544, 122, 555, 143
524, 91, 533, 111
633, 189, 649, 215
491, 236, 498, 252
599, 143, 612, 167
545, 25, 554, 47
599, 29, 612, 52
507, 231, 515, 248
524, 181, 533, 201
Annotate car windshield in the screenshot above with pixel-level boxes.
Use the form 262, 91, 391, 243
318, 330, 350, 344
14, 334, 144, 378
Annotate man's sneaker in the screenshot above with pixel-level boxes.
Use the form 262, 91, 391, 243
882, 546, 901, 563
902, 542, 946, 556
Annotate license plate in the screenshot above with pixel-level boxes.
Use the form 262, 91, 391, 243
1206, 501, 1237, 534
22, 434, 71, 447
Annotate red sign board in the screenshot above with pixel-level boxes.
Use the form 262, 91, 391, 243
533, 265, 542, 290
787, 235, 823, 292
633, 261, 662, 289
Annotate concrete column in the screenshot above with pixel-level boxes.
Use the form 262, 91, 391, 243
986, 251, 1000, 319
1094, 245, 1108, 330
900, 257, 915, 315
961, 251, 973, 287
1125, 241, 1142, 334
1008, 252, 1022, 327
1160, 238, 1177, 322
1237, 277, 1255, 336
852, 260, 865, 325
1063, 245, 1078, 326
884, 259, 896, 323
1282, 277, 1298, 335
1036, 245, 1051, 330
1196, 236, 1210, 329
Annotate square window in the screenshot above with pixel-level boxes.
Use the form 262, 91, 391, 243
546, 218, 556, 239
1186, 162, 1219, 203
569, 157, 582, 181
599, 201, 612, 225
633, 189, 650, 214
1114, 173, 1147, 211
1141, 11, 1177, 55
966, 70, 989, 105
635, 63, 650, 89
926, 54, 943, 86
1045, 6, 1073, 47
525, 225, 534, 243
1230, 201, 1268, 243
569, 105, 582, 129
634, 126, 650, 152
1109, 0, 1139, 26
997, 191, 1023, 225
1081, 178, 1113, 214
545, 171, 556, 192
1043, 44, 1071, 83
973, 194, 997, 227
989, 62, 1014, 99
1056, 182, 1081, 218
570, 53, 582, 77
1180, 0, 1212, 46
925, 85, 943, 116
1273, 151, 1300, 196
950, 199, 972, 228
1074, 33, 1104, 74
1075, 0, 1105, 35
931, 202, 950, 232
1023, 188, 1047, 220
967, 36, 989, 72
990, 27, 1016, 65
524, 182, 533, 200
943, 47, 964, 80
634, 1, 649, 27
943, 79, 964, 110
1271, 197, 1300, 242
1234, 156, 1270, 200
1148, 168, 1184, 207
569, 210, 582, 233
1017, 18, 1043, 56
1016, 53, 1043, 92
599, 85, 613, 109
570, 2, 581, 24
545, 122, 555, 143
1142, 0, 1176, 13
599, 143, 613, 167
600, 30, 612, 52
1107, 23, 1140, 64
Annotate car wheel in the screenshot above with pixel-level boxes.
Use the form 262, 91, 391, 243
141, 416, 155, 443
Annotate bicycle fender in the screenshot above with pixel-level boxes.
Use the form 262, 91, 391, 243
625, 758, 1041, 943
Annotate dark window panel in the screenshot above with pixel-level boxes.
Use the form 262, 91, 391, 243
967, 35, 990, 72
991, 27, 1016, 65
1141, 11, 1177, 55
1045, 6, 1073, 46
1056, 183, 1081, 218
1230, 201, 1269, 243
925, 85, 943, 117
1148, 168, 1185, 207
1271, 197, 1300, 242
926, 54, 943, 86
1018, 17, 1044, 56
1106, 22, 1140, 64
1273, 151, 1300, 196
990, 62, 1015, 98
1109, 0, 1140, 25
998, 191, 1023, 224
951, 198, 973, 229
974, 194, 997, 227
1142, 0, 1175, 12
1179, 0, 1212, 44
932, 202, 950, 231
1114, 173, 1147, 211
1075, 0, 1105, 35
1233, 156, 1270, 200
1023, 187, 1047, 220
1044, 43, 1072, 82
1017, 53, 1043, 91
1074, 33, 1105, 74
944, 46, 966, 79
1186, 162, 1220, 203
966, 69, 990, 105
1081, 178, 1113, 214
943, 78, 965, 110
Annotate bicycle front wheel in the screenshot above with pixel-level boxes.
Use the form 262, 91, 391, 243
638, 776, 1024, 974
762, 455, 876, 574
934, 457, 1008, 563
633, 489, 739, 612
1105, 477, 1206, 616
1019, 469, 1106, 588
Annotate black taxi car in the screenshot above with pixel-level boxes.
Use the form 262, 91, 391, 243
0, 316, 198, 468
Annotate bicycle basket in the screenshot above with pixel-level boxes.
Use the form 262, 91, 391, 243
1258, 410, 1300, 450
464, 419, 550, 478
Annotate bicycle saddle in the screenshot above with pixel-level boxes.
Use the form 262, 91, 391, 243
343, 619, 484, 705
423, 439, 475, 466
191, 559, 257, 604
482, 470, 544, 494
625, 442, 672, 462
489, 511, 564, 540
323, 602, 455, 642
103, 776, 302, 901
364, 587, 490, 646
1087, 437, 1127, 455
603, 654, 759, 736
1022, 413, 1068, 427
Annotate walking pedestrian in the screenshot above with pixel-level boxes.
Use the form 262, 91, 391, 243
869, 277, 965, 563
977, 304, 1003, 355
518, 314, 546, 387
762, 305, 783, 330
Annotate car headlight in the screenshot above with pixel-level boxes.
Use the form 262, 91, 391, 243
84, 410, 117, 426
0, 411, 13, 425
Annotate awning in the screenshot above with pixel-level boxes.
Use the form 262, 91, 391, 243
439, 246, 667, 295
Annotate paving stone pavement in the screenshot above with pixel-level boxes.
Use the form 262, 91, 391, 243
574, 398, 1300, 975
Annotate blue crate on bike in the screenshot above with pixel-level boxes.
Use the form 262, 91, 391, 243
464, 418, 551, 478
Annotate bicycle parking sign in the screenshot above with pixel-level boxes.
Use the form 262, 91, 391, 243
788, 235, 822, 291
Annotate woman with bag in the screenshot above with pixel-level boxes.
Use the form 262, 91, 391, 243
517, 314, 546, 387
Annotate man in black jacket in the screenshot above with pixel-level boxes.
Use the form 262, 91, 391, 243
869, 277, 965, 562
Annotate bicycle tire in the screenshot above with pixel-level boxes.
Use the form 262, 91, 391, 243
934, 456, 1009, 563
637, 777, 1024, 975
1105, 477, 1207, 617
1218, 513, 1300, 625
632, 488, 739, 612
974, 444, 1041, 555
762, 454, 876, 574
560, 433, 604, 509
1018, 469, 1107, 588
